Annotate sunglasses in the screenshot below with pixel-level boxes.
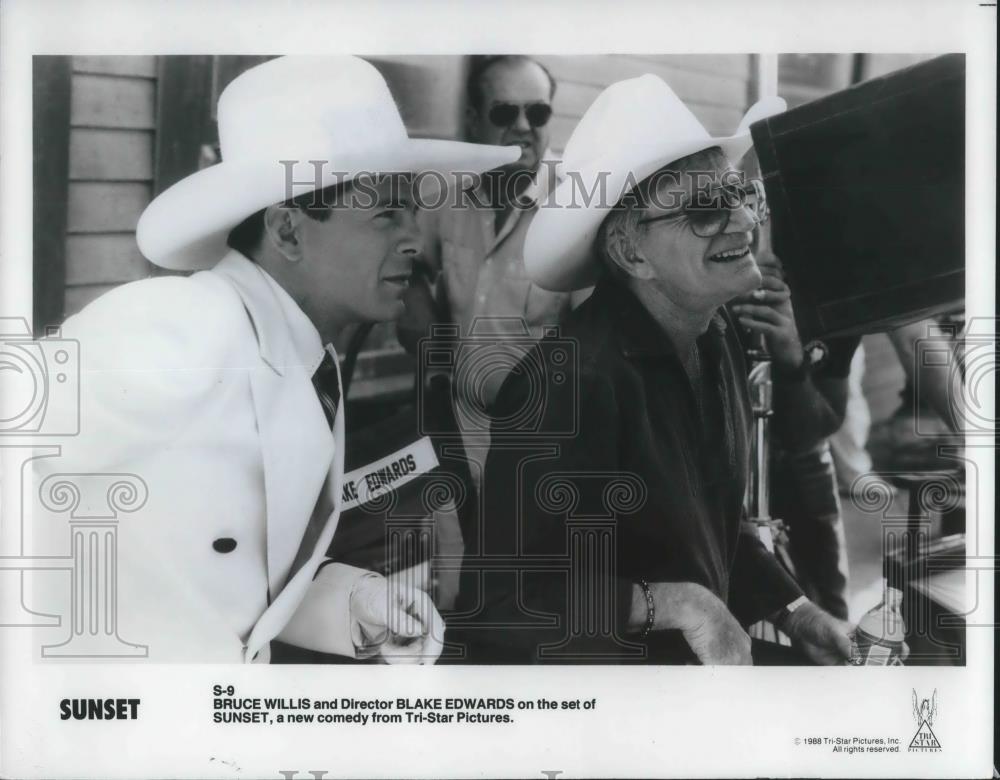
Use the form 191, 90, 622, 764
638, 178, 768, 237
486, 101, 553, 129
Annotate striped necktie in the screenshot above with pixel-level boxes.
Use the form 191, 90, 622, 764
311, 347, 341, 429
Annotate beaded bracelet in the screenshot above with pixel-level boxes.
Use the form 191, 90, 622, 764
638, 579, 655, 639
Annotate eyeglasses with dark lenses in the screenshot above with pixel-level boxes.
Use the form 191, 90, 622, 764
638, 178, 768, 237
487, 102, 553, 129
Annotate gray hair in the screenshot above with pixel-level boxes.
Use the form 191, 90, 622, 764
594, 146, 727, 283
595, 198, 644, 284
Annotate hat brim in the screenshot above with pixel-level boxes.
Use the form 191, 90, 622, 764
137, 138, 521, 271
524, 132, 757, 293
525, 96, 787, 292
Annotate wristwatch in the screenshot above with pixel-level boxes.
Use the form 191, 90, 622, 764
770, 595, 809, 629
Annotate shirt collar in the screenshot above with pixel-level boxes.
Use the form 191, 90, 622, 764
591, 279, 729, 360
212, 250, 326, 376
515, 149, 564, 208
470, 149, 564, 209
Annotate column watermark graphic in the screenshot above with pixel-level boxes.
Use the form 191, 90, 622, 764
1, 316, 147, 659
36, 472, 148, 658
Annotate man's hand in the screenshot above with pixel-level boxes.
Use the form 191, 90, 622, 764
350, 575, 444, 664
731, 271, 804, 371
644, 582, 752, 665
780, 601, 853, 665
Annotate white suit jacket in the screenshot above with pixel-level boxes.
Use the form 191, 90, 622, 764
36, 251, 368, 662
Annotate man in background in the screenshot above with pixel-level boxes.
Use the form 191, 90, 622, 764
399, 55, 575, 486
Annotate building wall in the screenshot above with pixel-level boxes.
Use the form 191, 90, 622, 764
63, 56, 157, 317
539, 54, 755, 151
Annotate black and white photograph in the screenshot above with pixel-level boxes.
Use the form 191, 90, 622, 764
0, 1, 994, 778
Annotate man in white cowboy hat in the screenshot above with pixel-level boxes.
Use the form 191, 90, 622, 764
461, 74, 854, 665
35, 56, 519, 663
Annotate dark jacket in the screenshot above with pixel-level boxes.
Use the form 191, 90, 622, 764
452, 279, 803, 664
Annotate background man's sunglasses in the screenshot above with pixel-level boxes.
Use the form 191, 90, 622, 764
638, 178, 768, 238
487, 102, 553, 129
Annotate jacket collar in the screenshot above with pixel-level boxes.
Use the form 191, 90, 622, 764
590, 279, 728, 359
211, 250, 325, 376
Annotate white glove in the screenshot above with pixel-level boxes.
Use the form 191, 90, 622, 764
350, 575, 444, 664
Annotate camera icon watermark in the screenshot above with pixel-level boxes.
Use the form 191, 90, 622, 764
416, 317, 578, 438
0, 317, 79, 437
913, 316, 995, 437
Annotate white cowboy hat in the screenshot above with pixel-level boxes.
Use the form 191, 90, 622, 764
524, 74, 786, 292
137, 56, 521, 271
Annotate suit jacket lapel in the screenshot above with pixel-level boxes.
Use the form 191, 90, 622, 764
212, 253, 334, 596
249, 366, 332, 594
243, 378, 347, 662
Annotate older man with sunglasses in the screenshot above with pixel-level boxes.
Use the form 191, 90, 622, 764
457, 75, 854, 666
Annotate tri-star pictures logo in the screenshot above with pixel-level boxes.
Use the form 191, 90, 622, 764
908, 689, 942, 752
